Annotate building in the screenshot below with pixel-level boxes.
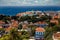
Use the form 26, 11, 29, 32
34, 21, 48, 27
20, 24, 28, 31
0, 25, 2, 28
0, 20, 5, 25
35, 27, 45, 40
16, 12, 33, 16
52, 13, 59, 19
5, 25, 12, 33
2, 24, 9, 28
58, 11, 60, 18
0, 20, 5, 28
50, 19, 59, 25
11, 19, 19, 28
44, 11, 57, 17
39, 21, 48, 27
52, 32, 60, 40
29, 37, 35, 40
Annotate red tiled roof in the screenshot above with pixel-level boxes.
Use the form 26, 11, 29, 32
11, 20, 18, 27
16, 12, 32, 16
0, 25, 2, 28
53, 16, 58, 19
35, 27, 45, 32
0, 20, 5, 24
5, 26, 12, 31
50, 19, 58, 25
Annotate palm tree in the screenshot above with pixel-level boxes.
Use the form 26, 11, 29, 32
9, 28, 21, 40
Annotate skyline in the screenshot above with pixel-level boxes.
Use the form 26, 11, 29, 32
0, 0, 60, 6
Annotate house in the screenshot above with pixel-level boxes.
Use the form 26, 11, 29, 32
5, 24, 12, 33
50, 19, 58, 25
57, 11, 60, 18
53, 14, 58, 19
0, 20, 5, 25
0, 25, 2, 28
0, 20, 5, 28
16, 12, 26, 16
44, 11, 57, 17
16, 12, 33, 16
21, 23, 29, 31
34, 21, 48, 27
52, 32, 60, 40
39, 21, 48, 27
11, 19, 19, 28
2, 24, 9, 28
53, 16, 58, 19
35, 27, 45, 40
29, 37, 35, 40
20, 23, 31, 35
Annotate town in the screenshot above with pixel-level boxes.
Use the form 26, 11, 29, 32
0, 11, 60, 40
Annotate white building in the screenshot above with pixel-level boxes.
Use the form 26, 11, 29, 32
52, 32, 60, 40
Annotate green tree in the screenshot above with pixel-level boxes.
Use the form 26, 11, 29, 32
44, 27, 53, 40
9, 28, 21, 40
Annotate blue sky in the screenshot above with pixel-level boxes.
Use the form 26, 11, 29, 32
0, 0, 60, 6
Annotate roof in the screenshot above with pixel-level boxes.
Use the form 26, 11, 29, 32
50, 19, 58, 24
35, 27, 45, 32
0, 20, 5, 24
0, 25, 2, 28
16, 12, 32, 16
53, 32, 60, 39
5, 26, 12, 31
53, 15, 58, 19
11, 20, 18, 27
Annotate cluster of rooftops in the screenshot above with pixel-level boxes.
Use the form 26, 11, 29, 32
0, 11, 60, 40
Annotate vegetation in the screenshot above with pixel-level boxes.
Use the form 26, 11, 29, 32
0, 14, 60, 40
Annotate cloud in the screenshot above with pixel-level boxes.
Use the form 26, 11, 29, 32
34, 0, 39, 3
0, 0, 60, 6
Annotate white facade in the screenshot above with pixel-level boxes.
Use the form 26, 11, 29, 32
52, 32, 60, 40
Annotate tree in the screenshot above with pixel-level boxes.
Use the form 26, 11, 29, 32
44, 27, 53, 40
21, 31, 30, 40
18, 24, 22, 29
9, 28, 21, 40
28, 25, 37, 36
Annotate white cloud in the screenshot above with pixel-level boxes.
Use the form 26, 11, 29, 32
45, 0, 49, 2
0, 0, 60, 6
34, 0, 39, 3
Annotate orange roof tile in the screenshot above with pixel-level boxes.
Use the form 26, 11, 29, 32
35, 27, 45, 32
0, 20, 5, 24
26, 12, 32, 14
54, 16, 58, 19
16, 12, 32, 16
0, 25, 2, 28
11, 20, 18, 27
5, 26, 12, 31
50, 19, 58, 25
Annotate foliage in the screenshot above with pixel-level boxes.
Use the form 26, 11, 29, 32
0, 28, 30, 40
18, 24, 22, 29
20, 31, 30, 40
28, 25, 37, 36
44, 27, 53, 40
44, 25, 60, 40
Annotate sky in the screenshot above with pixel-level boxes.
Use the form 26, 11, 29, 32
0, 0, 60, 6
